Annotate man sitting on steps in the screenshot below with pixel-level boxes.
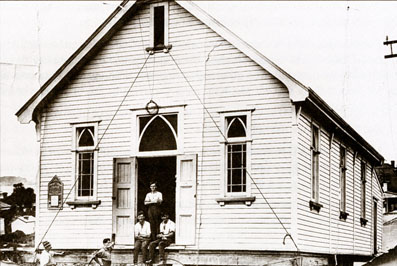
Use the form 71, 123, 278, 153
146, 213, 175, 265
134, 211, 151, 266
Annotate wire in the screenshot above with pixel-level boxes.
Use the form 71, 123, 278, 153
36, 8, 42, 86
342, 3, 351, 118
166, 258, 186, 266
195, 42, 223, 266
168, 52, 227, 142
151, 52, 156, 100
167, 50, 300, 253
35, 164, 81, 253
35, 53, 152, 253
245, 169, 300, 252
137, 14, 154, 96
96, 54, 151, 150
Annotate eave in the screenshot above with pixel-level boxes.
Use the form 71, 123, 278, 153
15, 0, 138, 124
176, 1, 309, 102
14, 0, 383, 167
307, 88, 384, 165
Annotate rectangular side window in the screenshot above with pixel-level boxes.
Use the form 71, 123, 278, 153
361, 161, 367, 219
153, 6, 165, 48
311, 124, 320, 202
77, 152, 94, 197
150, 2, 169, 50
340, 146, 347, 212
227, 143, 247, 193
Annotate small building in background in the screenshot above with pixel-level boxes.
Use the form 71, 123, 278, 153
376, 161, 397, 252
11, 215, 35, 235
0, 200, 11, 235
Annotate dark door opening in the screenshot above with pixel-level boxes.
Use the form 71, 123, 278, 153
373, 199, 378, 254
137, 156, 176, 223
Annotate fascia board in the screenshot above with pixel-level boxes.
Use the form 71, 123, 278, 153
16, 0, 309, 124
177, 1, 309, 102
16, 0, 137, 124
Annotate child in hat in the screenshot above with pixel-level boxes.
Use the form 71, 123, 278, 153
38, 241, 64, 266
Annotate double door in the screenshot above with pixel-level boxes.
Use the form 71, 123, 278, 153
112, 155, 197, 246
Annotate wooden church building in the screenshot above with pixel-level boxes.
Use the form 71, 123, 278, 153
16, 1, 384, 265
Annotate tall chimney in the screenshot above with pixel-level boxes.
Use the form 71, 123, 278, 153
391, 160, 395, 168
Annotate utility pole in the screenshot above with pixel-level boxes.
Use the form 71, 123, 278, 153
384, 36, 397, 59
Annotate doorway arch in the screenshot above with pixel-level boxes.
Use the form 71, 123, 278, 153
138, 114, 178, 152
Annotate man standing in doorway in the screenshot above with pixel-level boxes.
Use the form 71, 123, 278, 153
144, 182, 163, 240
146, 213, 175, 265
134, 211, 151, 265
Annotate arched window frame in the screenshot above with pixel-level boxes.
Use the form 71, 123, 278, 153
131, 106, 184, 157
219, 110, 252, 198
70, 121, 99, 202
138, 114, 178, 151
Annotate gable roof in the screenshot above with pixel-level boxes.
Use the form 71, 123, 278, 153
15, 0, 308, 124
15, 0, 383, 165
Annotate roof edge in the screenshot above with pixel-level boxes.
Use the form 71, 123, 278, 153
308, 89, 384, 164
177, 1, 309, 102
15, 0, 137, 124
16, 0, 309, 124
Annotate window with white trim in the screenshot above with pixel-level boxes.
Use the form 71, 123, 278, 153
131, 106, 184, 157
138, 114, 177, 152
339, 145, 347, 212
72, 123, 98, 199
150, 2, 169, 50
221, 112, 252, 196
361, 161, 367, 219
311, 123, 320, 202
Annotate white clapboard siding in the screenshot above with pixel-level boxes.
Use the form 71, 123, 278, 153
296, 111, 382, 256
37, 0, 292, 250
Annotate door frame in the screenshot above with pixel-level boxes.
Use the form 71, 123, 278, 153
112, 157, 137, 245
136, 155, 177, 223
373, 197, 378, 254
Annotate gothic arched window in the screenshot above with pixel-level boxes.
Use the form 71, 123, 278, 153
139, 114, 177, 152
224, 114, 250, 194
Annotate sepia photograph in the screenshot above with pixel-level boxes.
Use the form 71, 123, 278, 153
1, 1, 397, 265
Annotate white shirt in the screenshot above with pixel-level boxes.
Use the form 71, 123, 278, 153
160, 220, 175, 235
134, 221, 151, 238
144, 191, 163, 204
39, 250, 54, 266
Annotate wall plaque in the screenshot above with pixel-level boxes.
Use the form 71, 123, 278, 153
48, 175, 63, 209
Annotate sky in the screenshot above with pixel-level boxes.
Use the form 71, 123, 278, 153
1, 1, 397, 185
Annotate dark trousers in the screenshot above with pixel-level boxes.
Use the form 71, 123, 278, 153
148, 238, 173, 262
147, 204, 161, 240
102, 260, 111, 266
133, 239, 150, 263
